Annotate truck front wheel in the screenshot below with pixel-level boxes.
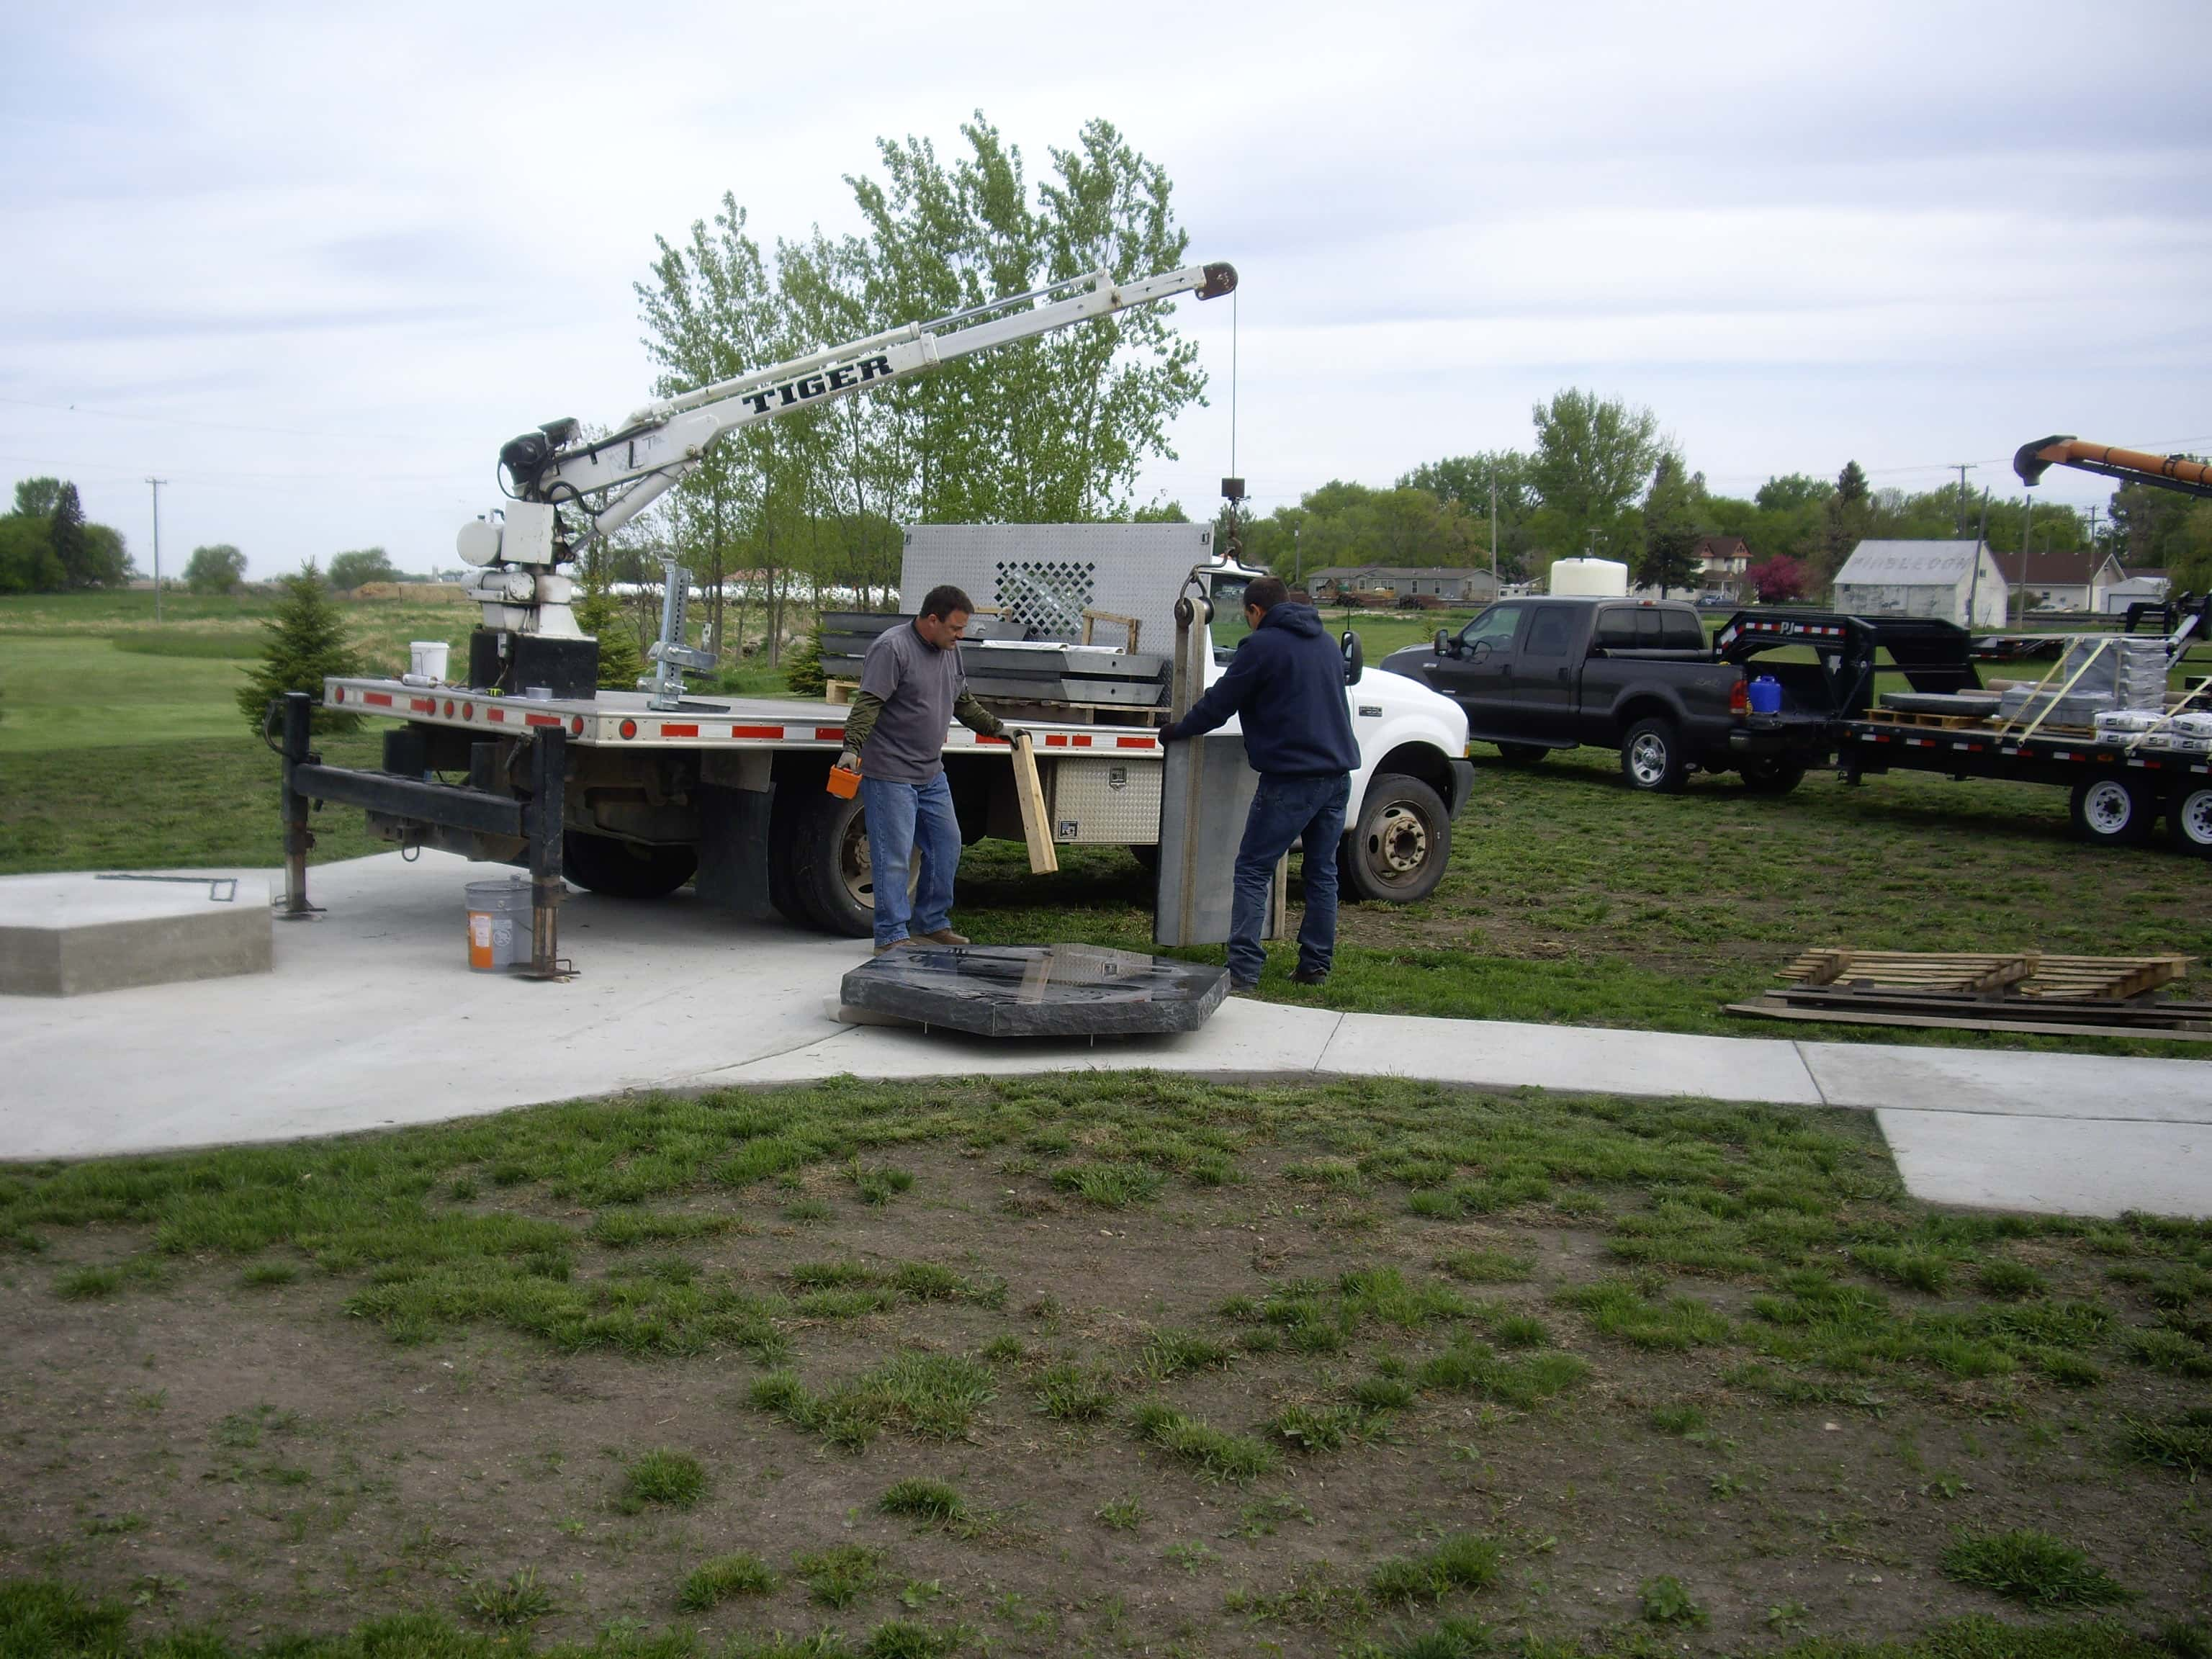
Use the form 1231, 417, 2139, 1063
1339, 773, 1451, 904
1621, 718, 1689, 793
562, 831, 698, 899
2069, 775, 2155, 848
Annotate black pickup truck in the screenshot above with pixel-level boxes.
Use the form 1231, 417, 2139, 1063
1380, 596, 1835, 792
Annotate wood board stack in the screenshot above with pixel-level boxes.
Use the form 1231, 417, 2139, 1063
1728, 948, 2209, 1039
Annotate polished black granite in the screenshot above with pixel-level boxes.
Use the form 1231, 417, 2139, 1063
840, 943, 1228, 1038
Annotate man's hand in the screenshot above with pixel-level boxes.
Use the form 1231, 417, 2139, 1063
1157, 722, 1182, 744
998, 725, 1023, 747
835, 749, 860, 774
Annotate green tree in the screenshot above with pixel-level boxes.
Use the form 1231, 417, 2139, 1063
47, 482, 87, 586
328, 547, 400, 590
184, 544, 248, 595
1400, 451, 1538, 580
2109, 480, 2203, 571
1130, 499, 1188, 522
572, 580, 644, 692
0, 512, 61, 594
13, 478, 63, 518
1527, 390, 1661, 571
236, 562, 364, 734
1637, 454, 1701, 595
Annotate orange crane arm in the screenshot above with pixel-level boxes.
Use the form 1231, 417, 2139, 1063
2013, 435, 2212, 499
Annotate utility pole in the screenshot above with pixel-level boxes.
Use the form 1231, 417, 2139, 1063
146, 477, 168, 622
1489, 468, 1498, 599
1964, 487, 1990, 627
2016, 495, 2033, 627
1951, 464, 1975, 537
1292, 522, 1302, 591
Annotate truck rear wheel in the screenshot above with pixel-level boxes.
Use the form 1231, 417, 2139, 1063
2168, 786, 2212, 858
786, 786, 879, 938
1339, 773, 1451, 903
1620, 717, 1689, 793
2069, 774, 2154, 847
562, 831, 697, 899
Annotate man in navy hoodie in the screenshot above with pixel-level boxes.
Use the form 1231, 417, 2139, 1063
1159, 576, 1359, 992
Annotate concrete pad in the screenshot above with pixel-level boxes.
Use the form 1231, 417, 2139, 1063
1804, 1042, 2212, 1125
0, 871, 272, 996
1876, 1108, 2210, 1218
1315, 1012, 1825, 1105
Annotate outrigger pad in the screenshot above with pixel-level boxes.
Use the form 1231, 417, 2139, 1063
838, 943, 1228, 1038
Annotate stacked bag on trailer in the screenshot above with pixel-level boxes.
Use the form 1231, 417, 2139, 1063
2095, 708, 2212, 755
1997, 637, 2167, 729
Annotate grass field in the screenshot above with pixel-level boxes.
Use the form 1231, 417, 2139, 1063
3, 1074, 2209, 1657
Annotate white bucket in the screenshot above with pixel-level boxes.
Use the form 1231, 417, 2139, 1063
404, 640, 451, 687
464, 878, 531, 972
1548, 557, 1629, 598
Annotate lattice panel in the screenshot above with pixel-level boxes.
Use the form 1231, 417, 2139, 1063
994, 559, 1096, 642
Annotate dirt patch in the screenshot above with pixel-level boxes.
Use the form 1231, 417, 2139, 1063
4, 1094, 2208, 1656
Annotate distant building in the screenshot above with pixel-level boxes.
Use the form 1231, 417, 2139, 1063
1691, 535, 1753, 599
1304, 566, 1498, 606
1832, 539, 2009, 629
2103, 567, 2172, 614
2001, 547, 2126, 613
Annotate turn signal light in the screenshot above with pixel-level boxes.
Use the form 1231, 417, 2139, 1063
1729, 677, 1750, 716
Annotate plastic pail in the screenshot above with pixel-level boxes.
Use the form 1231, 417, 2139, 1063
464, 878, 531, 971
1748, 676, 1783, 715
408, 640, 451, 683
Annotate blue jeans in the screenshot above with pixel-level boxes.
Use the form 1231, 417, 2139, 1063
1228, 772, 1350, 983
861, 773, 961, 947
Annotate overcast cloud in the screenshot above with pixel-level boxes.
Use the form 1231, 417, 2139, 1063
4, 1, 2208, 576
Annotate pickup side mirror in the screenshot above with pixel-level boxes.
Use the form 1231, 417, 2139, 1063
1341, 629, 1364, 686
1434, 627, 1454, 658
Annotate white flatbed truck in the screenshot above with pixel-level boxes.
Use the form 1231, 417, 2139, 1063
274, 261, 1472, 971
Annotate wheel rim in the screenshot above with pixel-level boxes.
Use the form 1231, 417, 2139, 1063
840, 811, 875, 910
1363, 801, 1432, 887
1629, 733, 1669, 785
2082, 780, 2135, 836
2179, 788, 2212, 848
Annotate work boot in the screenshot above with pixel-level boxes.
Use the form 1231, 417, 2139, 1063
1290, 966, 1329, 986
873, 938, 912, 956
918, 928, 970, 946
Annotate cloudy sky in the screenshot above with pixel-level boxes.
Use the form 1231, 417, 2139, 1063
5, 1, 2208, 577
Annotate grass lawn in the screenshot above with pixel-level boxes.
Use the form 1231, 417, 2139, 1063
3, 1075, 2208, 1657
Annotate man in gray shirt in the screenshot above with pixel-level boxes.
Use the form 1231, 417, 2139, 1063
835, 585, 1008, 952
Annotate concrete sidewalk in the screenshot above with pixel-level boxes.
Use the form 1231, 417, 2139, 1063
1, 851, 2204, 1218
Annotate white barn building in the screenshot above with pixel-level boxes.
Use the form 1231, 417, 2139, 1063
1831, 539, 2010, 628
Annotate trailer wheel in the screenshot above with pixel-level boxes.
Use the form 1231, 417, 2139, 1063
1620, 717, 1689, 793
1493, 743, 1548, 766
786, 786, 879, 938
561, 831, 697, 899
1339, 773, 1451, 903
2170, 786, 2212, 858
2068, 774, 2155, 847
1739, 756, 1806, 796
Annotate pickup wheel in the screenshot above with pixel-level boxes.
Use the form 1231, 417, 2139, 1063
1620, 717, 1689, 793
2069, 774, 2155, 848
1493, 743, 1548, 766
786, 785, 880, 937
561, 831, 697, 899
1339, 773, 1451, 904
2172, 786, 2212, 858
1739, 756, 1806, 796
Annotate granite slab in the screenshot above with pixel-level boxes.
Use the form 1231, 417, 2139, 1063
838, 943, 1228, 1038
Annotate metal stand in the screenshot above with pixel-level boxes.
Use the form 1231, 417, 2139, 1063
523, 727, 570, 979
278, 692, 322, 921
644, 559, 718, 710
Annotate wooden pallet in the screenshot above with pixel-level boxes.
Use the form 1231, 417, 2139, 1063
1866, 709, 1995, 730
1781, 949, 2193, 1003
825, 678, 857, 706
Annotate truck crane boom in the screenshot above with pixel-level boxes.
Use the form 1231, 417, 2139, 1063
454, 261, 1238, 642
2013, 435, 2212, 500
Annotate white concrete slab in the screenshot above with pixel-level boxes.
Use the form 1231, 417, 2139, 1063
0, 871, 274, 996
1805, 1042, 2212, 1125
3, 850, 2207, 1221
1315, 1011, 1825, 1105
1876, 1108, 2209, 1218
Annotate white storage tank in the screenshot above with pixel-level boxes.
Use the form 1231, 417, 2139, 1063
1548, 557, 1629, 598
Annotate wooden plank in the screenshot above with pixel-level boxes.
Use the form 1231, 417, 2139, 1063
1010, 731, 1059, 875
824, 679, 855, 706
1725, 999, 2212, 1041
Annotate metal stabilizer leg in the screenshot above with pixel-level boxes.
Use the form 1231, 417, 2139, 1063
521, 728, 574, 980
276, 691, 323, 920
